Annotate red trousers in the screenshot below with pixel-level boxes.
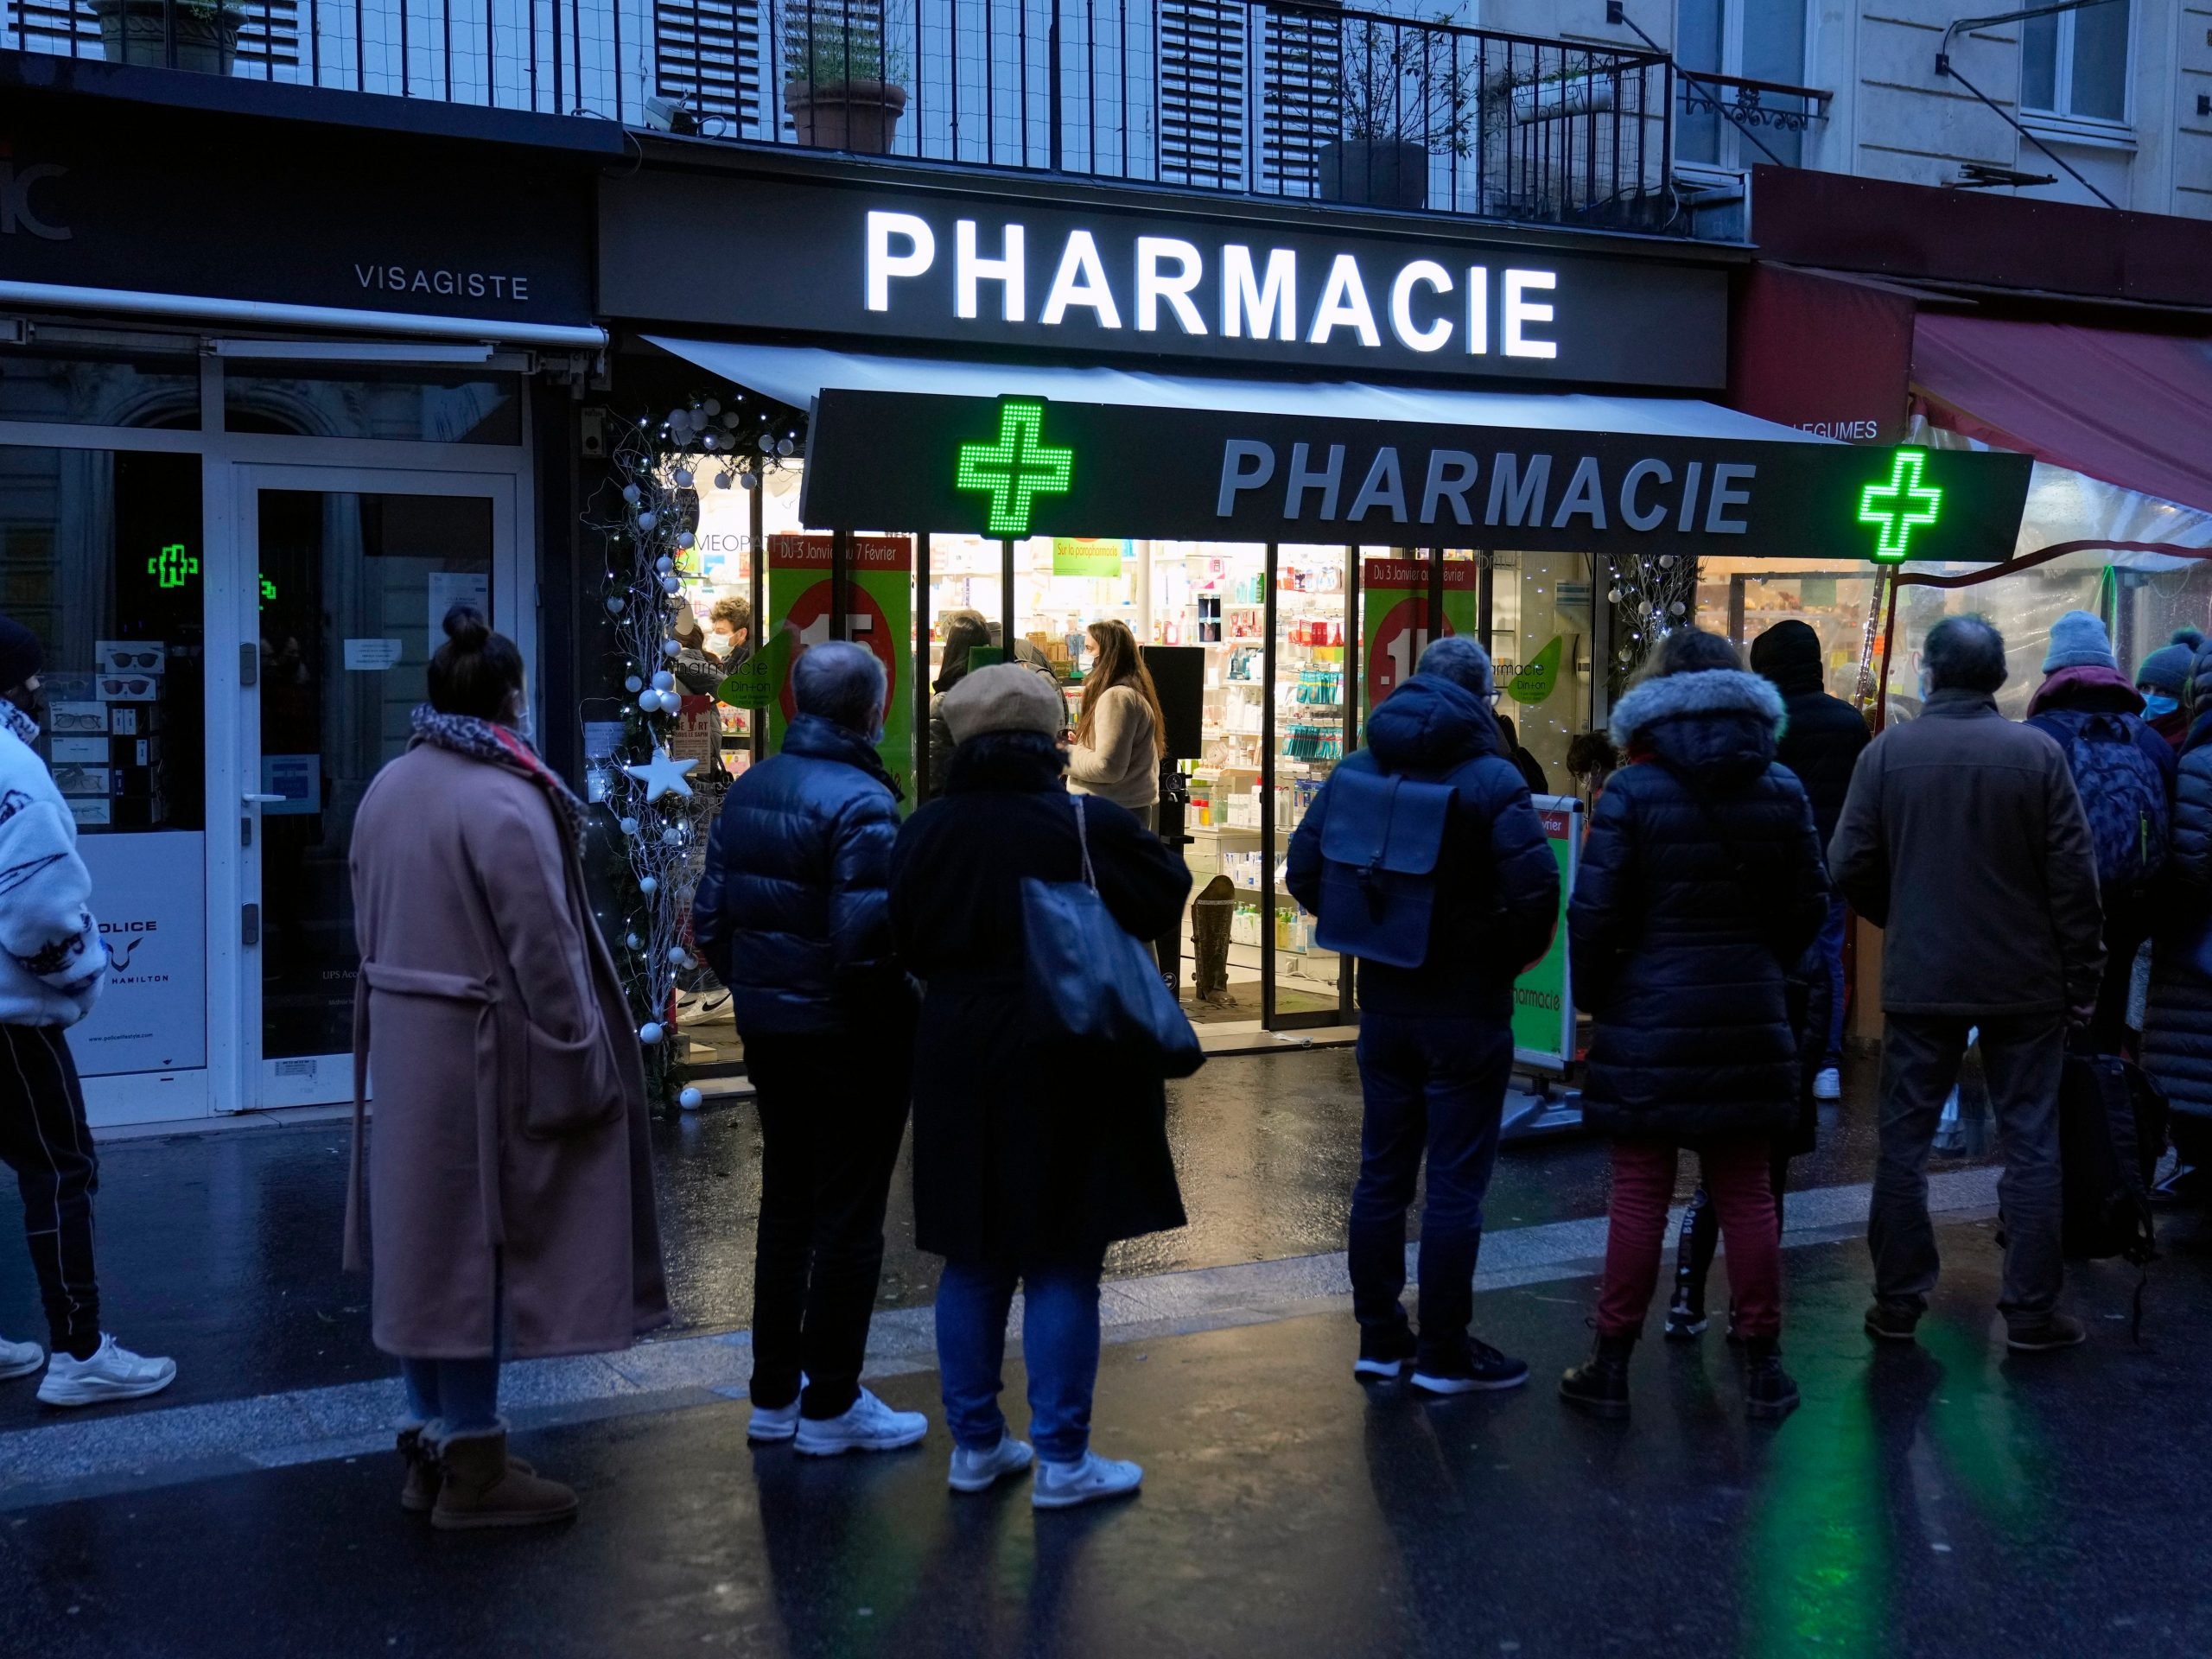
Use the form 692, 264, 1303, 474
1598, 1135, 1781, 1340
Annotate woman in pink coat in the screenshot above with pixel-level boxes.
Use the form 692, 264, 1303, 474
346, 607, 669, 1529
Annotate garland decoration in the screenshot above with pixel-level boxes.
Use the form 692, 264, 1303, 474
582, 389, 804, 1114
1605, 552, 1701, 696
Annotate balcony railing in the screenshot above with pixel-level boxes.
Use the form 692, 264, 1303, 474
4, 0, 1692, 233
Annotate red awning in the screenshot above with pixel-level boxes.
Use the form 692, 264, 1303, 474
1912, 314, 2212, 514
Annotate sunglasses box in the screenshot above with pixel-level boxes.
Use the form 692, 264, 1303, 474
67, 798, 111, 829
93, 641, 166, 677
97, 676, 159, 702
48, 702, 108, 735
50, 736, 108, 765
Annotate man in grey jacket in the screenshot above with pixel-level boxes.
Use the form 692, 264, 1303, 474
1830, 615, 2105, 1351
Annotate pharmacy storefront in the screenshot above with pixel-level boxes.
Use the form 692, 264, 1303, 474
2, 91, 608, 1125
596, 149, 2029, 1045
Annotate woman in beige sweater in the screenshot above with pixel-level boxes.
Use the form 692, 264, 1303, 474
1067, 620, 1167, 829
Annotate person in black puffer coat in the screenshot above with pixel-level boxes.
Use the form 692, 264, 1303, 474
1286, 637, 1560, 1394
2144, 639, 2212, 1203
1560, 630, 1827, 1423
691, 641, 925, 1455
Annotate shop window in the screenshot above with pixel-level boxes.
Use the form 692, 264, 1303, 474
1700, 558, 1882, 704
2022, 0, 2131, 125
0, 445, 207, 1078
0, 348, 200, 429
224, 364, 522, 443
1486, 550, 1595, 795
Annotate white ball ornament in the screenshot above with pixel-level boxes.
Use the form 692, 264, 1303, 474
624, 674, 644, 693
678, 1086, 703, 1111
703, 399, 721, 416
776, 437, 796, 457
701, 432, 718, 451
639, 875, 659, 895
656, 556, 674, 575
619, 817, 640, 836
668, 946, 691, 967
639, 1021, 664, 1046
626, 931, 643, 950
652, 671, 675, 691
606, 595, 626, 614
740, 473, 760, 492
715, 473, 733, 490
662, 576, 683, 598
672, 467, 695, 488
636, 510, 658, 532
662, 827, 683, 847
639, 693, 663, 715
721, 411, 740, 429
621, 483, 642, 505
662, 639, 682, 658
676, 531, 695, 550
760, 434, 777, 454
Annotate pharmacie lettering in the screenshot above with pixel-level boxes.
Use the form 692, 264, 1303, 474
1217, 442, 1758, 532
864, 211, 1558, 359
353, 264, 531, 302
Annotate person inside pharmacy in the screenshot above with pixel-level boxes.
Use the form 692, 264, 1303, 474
1066, 620, 1167, 832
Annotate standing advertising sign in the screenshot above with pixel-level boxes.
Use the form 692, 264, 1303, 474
1361, 559, 1478, 719
1513, 797, 1581, 1072
765, 535, 913, 799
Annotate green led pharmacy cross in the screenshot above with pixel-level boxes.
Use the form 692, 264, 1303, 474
955, 401, 1074, 537
1858, 449, 1945, 563
148, 543, 199, 589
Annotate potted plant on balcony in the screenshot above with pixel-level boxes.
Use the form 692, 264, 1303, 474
1305, 12, 1478, 212
94, 0, 241, 75
784, 5, 912, 156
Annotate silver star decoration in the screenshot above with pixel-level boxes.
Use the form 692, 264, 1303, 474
624, 745, 697, 803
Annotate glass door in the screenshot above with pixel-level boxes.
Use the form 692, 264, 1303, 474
235, 467, 518, 1109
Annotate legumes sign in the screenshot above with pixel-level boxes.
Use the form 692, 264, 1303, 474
800, 391, 2035, 563
598, 172, 1729, 389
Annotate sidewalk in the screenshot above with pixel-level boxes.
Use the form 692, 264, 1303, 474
0, 1211, 2201, 1659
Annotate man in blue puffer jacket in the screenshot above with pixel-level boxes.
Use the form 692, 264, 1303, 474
693, 641, 925, 1458
1287, 637, 1560, 1395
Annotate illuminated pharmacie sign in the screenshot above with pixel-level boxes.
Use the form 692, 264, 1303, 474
597, 175, 1729, 389
804, 391, 2035, 563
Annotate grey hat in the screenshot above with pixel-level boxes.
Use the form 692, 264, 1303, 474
939, 661, 1065, 744
2042, 609, 2117, 674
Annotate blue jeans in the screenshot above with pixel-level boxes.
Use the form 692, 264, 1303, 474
400, 1357, 502, 1436
1349, 1011, 1514, 1370
935, 1250, 1108, 1465
1807, 894, 1848, 1071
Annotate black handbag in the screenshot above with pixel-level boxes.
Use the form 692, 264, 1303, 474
1021, 795, 1205, 1079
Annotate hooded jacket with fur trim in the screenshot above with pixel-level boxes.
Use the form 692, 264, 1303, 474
1570, 668, 1828, 1139
0, 705, 105, 1028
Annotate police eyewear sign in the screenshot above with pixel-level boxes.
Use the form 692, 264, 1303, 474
800, 391, 2035, 561
599, 175, 1727, 390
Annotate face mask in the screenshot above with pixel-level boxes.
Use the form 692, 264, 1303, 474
509, 692, 534, 742
2145, 692, 2180, 720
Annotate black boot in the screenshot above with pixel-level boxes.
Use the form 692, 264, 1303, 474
1743, 1338, 1800, 1421
1665, 1189, 1717, 1340
1559, 1334, 1635, 1419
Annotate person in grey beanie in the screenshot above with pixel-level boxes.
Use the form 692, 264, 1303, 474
2025, 608, 2174, 1052
2138, 627, 2202, 752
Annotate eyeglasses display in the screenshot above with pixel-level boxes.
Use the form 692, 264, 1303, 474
48, 705, 109, 734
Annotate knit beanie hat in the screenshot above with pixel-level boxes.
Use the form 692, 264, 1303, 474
0, 617, 43, 694
2041, 609, 2117, 674
939, 661, 1065, 744
2137, 627, 2204, 696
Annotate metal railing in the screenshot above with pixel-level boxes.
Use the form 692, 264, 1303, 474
5, 0, 1689, 233
1674, 67, 1828, 170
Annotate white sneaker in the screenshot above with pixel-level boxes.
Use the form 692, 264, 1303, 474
1813, 1067, 1841, 1102
949, 1435, 1034, 1493
1033, 1451, 1143, 1510
748, 1399, 800, 1443
793, 1387, 928, 1457
36, 1334, 176, 1408
0, 1335, 43, 1381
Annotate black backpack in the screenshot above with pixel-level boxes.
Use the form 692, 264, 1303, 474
2058, 1052, 2166, 1334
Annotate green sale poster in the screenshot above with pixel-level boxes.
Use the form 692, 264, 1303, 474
1360, 558, 1478, 720
764, 535, 913, 801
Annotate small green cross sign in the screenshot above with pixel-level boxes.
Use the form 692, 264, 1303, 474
1858, 448, 1945, 563
147, 543, 198, 589
956, 400, 1074, 537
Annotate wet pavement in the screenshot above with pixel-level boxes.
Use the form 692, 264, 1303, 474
0, 1050, 1904, 1422
1, 1211, 2207, 1658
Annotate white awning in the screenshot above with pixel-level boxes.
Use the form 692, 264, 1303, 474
644, 337, 1832, 445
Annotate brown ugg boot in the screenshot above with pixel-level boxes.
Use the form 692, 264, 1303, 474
397, 1426, 442, 1514
430, 1429, 578, 1531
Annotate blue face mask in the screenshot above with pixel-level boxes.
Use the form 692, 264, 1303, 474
2145, 692, 2180, 720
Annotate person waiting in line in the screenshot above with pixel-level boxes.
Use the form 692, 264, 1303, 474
1067, 619, 1167, 831
1661, 619, 1872, 1344
1285, 636, 1559, 1394
0, 616, 175, 1408
2142, 637, 2212, 1205
1496, 713, 1549, 798
691, 641, 925, 1458
2138, 628, 2201, 753
890, 664, 1191, 1510
1562, 629, 1828, 1422
2024, 610, 2173, 1056
346, 607, 670, 1529
1829, 614, 2103, 1352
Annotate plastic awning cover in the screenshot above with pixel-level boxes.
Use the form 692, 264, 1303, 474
1913, 315, 2212, 517
644, 337, 1834, 445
